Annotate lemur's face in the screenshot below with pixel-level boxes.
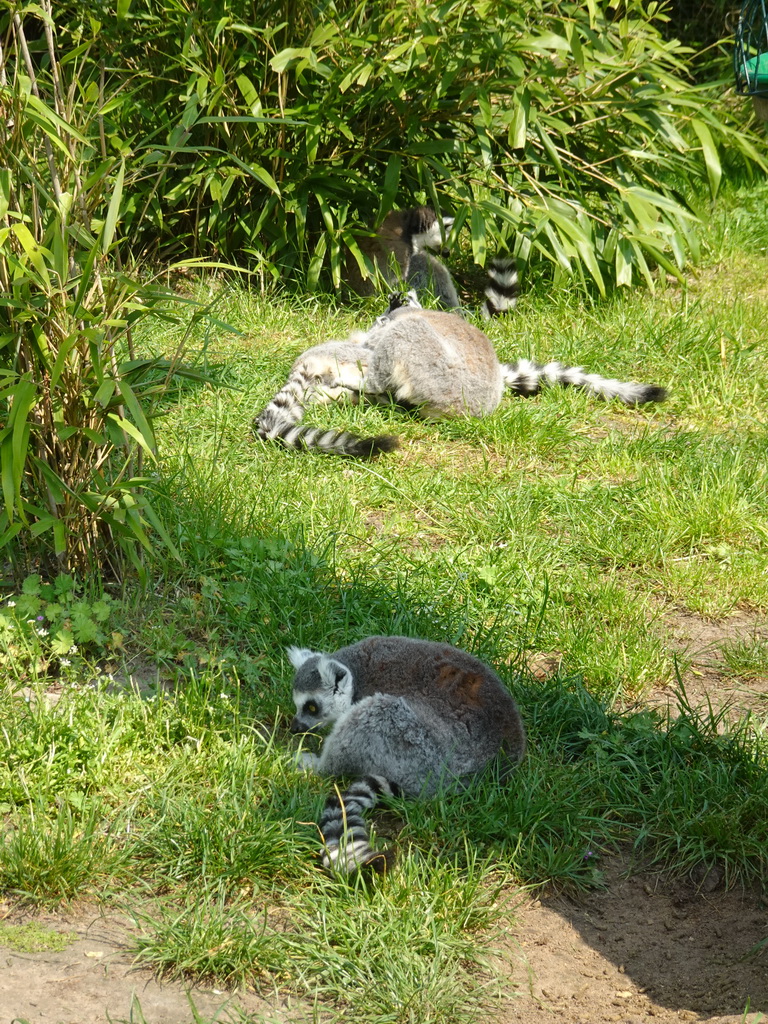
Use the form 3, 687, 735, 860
287, 648, 354, 734
411, 215, 454, 257
290, 691, 331, 734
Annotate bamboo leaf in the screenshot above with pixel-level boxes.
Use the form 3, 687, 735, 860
535, 123, 564, 178
9, 379, 37, 513
381, 154, 402, 215
307, 234, 328, 292
11, 224, 52, 290
0, 518, 23, 552
508, 90, 529, 151
691, 118, 722, 199
94, 379, 117, 407
140, 499, 182, 562
107, 414, 157, 459
102, 159, 126, 253
49, 331, 82, 389
246, 163, 280, 196
115, 379, 156, 453
615, 237, 634, 288
1, 439, 16, 521
53, 520, 67, 555
0, 169, 10, 221
470, 208, 486, 265
25, 94, 89, 145
343, 233, 374, 281
31, 457, 66, 503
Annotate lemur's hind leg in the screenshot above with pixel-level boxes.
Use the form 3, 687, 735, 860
320, 369, 368, 405
309, 382, 361, 405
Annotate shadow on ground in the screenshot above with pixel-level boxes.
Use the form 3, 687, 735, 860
503, 852, 767, 1024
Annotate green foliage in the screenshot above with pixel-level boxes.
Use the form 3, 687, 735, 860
0, 663, 243, 809
143, 235, 768, 697
720, 633, 768, 679
131, 738, 306, 892
2, 0, 765, 577
0, 153, 765, 1016
0, 679, 120, 806
0, 5, 217, 574
0, 615, 764, 1006
51, 0, 767, 294
0, 797, 125, 904
0, 574, 119, 680
133, 894, 282, 988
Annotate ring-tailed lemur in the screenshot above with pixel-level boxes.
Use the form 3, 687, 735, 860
287, 635, 526, 875
345, 206, 518, 319
253, 299, 667, 458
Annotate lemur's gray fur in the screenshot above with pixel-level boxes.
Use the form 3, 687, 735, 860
345, 206, 518, 319
253, 301, 667, 458
288, 635, 526, 875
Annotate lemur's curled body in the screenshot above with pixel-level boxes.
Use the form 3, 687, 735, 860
254, 304, 667, 458
288, 635, 526, 875
345, 206, 518, 319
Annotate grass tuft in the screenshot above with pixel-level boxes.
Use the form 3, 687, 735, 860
0, 798, 125, 905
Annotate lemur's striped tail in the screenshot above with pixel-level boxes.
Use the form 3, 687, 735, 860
501, 359, 667, 406
319, 776, 402, 875
254, 369, 310, 439
254, 375, 398, 458
257, 419, 398, 458
481, 257, 519, 319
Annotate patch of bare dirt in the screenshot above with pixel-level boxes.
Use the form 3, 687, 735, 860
651, 607, 768, 718
362, 508, 448, 553
0, 906, 297, 1024
512, 614, 767, 1024
501, 853, 768, 1024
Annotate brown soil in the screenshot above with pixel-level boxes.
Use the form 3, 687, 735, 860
0, 906, 295, 1023
502, 853, 767, 1024
508, 605, 768, 1024
6, 859, 765, 1024
651, 607, 768, 719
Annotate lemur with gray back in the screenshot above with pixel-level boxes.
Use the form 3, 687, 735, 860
288, 635, 526, 875
345, 206, 518, 318
254, 299, 667, 458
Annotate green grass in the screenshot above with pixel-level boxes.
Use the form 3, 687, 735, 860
721, 634, 768, 679
0, 179, 767, 1020
0, 921, 77, 952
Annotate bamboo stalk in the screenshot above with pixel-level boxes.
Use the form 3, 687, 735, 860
12, 13, 64, 206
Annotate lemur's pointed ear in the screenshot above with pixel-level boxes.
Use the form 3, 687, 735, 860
287, 646, 317, 670
319, 657, 353, 697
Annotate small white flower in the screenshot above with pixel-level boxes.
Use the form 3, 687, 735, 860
36, 628, 49, 637
6, 601, 15, 608
59, 658, 71, 667
219, 693, 231, 701
69, 644, 78, 654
